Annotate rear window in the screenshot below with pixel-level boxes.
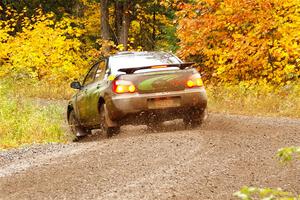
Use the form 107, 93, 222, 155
108, 52, 182, 75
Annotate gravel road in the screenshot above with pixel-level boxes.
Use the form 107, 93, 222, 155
0, 113, 300, 200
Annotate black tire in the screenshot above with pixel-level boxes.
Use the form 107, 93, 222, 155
183, 109, 207, 128
68, 109, 91, 141
106, 127, 121, 138
99, 104, 120, 138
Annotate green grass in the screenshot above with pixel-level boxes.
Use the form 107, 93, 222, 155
207, 82, 300, 118
0, 80, 72, 150
9, 79, 74, 100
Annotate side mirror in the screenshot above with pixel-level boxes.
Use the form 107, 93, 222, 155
70, 81, 82, 90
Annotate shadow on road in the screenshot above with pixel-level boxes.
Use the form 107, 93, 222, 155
78, 119, 197, 143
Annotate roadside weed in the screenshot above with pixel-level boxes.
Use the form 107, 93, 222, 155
207, 82, 300, 118
0, 81, 71, 150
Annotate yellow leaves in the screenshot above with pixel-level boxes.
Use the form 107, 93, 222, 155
284, 64, 296, 73
48, 20, 54, 25
216, 66, 226, 75
130, 20, 140, 35
0, 8, 89, 82
116, 44, 125, 51
77, 0, 100, 39
177, 0, 300, 84
232, 33, 243, 39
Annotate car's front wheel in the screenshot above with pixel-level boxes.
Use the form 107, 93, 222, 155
68, 109, 91, 141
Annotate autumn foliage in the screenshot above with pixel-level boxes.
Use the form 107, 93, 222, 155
0, 7, 95, 82
0, 1, 177, 82
177, 0, 300, 85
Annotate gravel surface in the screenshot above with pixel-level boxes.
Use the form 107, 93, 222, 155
0, 113, 300, 200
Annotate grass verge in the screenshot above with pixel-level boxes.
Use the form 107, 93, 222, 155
207, 82, 300, 118
0, 80, 72, 150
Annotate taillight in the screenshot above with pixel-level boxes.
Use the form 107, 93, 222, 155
113, 80, 136, 94
186, 74, 204, 88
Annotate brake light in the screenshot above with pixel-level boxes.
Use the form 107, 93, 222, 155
113, 80, 136, 94
186, 74, 204, 88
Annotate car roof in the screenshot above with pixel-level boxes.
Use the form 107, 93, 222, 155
107, 51, 183, 74
110, 51, 174, 58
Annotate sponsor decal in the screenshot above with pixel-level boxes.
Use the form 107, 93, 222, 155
138, 75, 178, 91
108, 75, 116, 81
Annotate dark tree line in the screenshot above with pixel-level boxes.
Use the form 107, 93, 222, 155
0, 0, 83, 18
0, 0, 186, 51
99, 0, 187, 51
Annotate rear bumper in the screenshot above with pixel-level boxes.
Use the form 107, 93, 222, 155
107, 88, 207, 123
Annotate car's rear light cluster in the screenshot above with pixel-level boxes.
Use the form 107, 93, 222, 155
113, 80, 136, 94
186, 74, 204, 88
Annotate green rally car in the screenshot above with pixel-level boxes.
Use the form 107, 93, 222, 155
67, 51, 207, 139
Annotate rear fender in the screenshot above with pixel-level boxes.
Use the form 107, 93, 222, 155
97, 96, 118, 128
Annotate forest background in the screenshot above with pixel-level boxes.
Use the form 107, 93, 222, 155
0, 0, 299, 148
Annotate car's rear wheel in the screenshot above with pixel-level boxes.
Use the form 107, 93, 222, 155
99, 104, 120, 138
68, 109, 91, 141
183, 109, 207, 128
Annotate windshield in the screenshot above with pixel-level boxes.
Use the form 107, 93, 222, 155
108, 52, 182, 75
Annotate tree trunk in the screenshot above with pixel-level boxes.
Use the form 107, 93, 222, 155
100, 0, 110, 41
119, 0, 131, 50
114, 1, 123, 43
152, 10, 156, 50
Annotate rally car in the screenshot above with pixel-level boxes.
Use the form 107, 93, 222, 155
67, 51, 207, 138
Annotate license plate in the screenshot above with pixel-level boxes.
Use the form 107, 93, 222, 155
148, 98, 181, 109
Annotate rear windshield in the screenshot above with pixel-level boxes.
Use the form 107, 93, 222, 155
108, 52, 182, 75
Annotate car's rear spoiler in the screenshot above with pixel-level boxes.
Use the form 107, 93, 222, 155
118, 62, 195, 74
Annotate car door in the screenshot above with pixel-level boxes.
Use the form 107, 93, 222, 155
76, 63, 99, 126
83, 59, 108, 127
77, 60, 108, 127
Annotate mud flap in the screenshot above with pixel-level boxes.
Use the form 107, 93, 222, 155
104, 105, 118, 128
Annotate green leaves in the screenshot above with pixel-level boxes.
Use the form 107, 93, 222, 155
234, 146, 300, 200
277, 147, 300, 163
234, 186, 299, 200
